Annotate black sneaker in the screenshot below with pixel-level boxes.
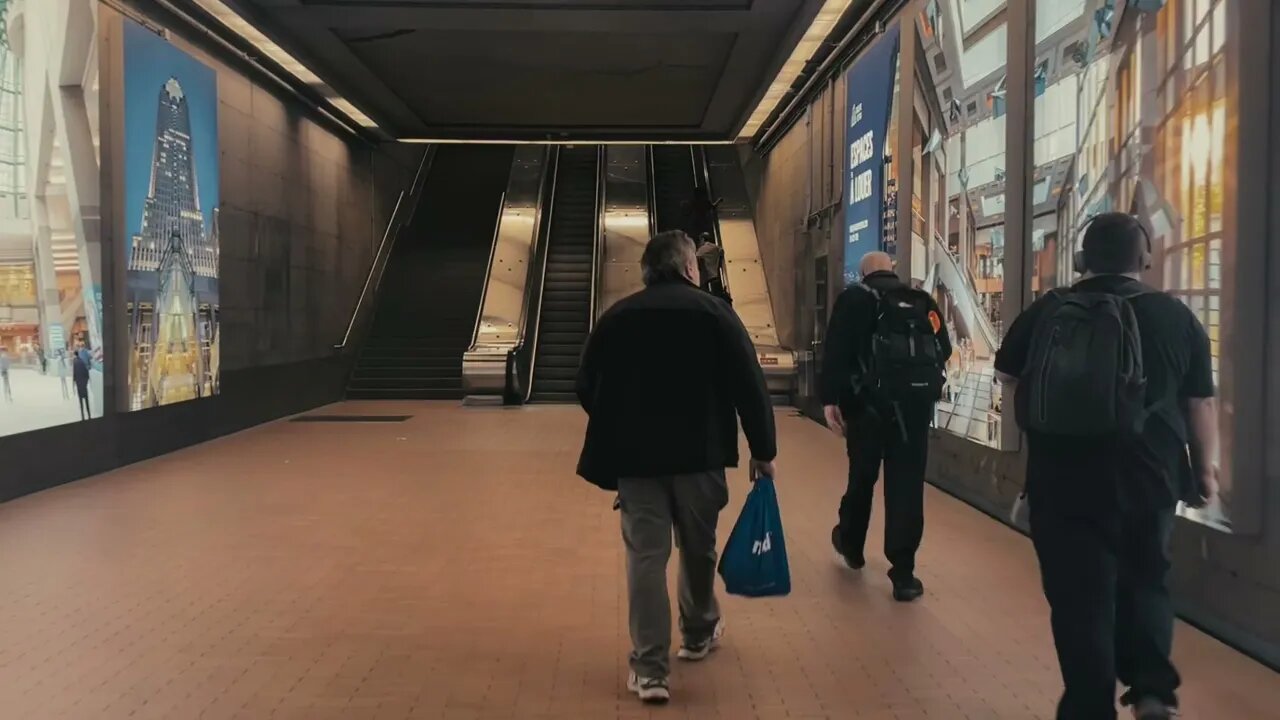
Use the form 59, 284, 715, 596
627, 672, 670, 704
831, 526, 865, 569
891, 576, 925, 602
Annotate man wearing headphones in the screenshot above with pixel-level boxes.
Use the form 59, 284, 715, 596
993, 212, 1219, 720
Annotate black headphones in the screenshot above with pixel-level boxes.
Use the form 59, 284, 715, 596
1072, 213, 1153, 275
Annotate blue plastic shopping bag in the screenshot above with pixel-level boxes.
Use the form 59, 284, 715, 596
717, 477, 791, 598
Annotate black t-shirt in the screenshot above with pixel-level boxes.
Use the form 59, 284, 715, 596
994, 276, 1215, 510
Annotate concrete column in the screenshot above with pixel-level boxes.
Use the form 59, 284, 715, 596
50, 87, 102, 359
1000, 0, 1035, 451
1231, 0, 1273, 533
894, 2, 920, 285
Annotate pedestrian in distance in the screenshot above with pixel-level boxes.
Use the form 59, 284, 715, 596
57, 350, 70, 400
819, 251, 952, 602
73, 351, 92, 420
576, 229, 777, 705
0, 348, 13, 403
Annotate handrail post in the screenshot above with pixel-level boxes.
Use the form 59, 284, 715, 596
334, 147, 433, 351
589, 145, 606, 330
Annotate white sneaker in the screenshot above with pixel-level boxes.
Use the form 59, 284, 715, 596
677, 620, 725, 661
627, 672, 670, 704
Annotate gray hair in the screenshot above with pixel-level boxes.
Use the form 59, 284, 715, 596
641, 230, 695, 286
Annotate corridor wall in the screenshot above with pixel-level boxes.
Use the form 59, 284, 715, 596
745, 0, 1279, 669
0, 0, 417, 502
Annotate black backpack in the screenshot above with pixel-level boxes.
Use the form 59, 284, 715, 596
1014, 283, 1151, 437
856, 284, 945, 404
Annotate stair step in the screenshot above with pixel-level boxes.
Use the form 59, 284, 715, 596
348, 377, 461, 390
353, 367, 463, 380
346, 388, 463, 401
540, 332, 588, 346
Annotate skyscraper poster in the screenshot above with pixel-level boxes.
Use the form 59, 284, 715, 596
123, 20, 220, 410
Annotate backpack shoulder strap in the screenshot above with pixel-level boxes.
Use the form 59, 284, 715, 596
856, 281, 881, 301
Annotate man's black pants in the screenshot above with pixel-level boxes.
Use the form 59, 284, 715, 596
836, 401, 932, 581
1029, 496, 1180, 719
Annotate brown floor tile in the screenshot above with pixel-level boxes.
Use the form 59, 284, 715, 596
0, 402, 1275, 719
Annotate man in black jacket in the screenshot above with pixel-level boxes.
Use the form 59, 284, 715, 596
576, 230, 777, 705
820, 251, 951, 602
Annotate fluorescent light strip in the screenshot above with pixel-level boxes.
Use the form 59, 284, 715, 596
187, 0, 378, 129
398, 138, 739, 146
738, 0, 855, 139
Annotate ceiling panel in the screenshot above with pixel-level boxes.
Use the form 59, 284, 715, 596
339, 29, 734, 128
224, 0, 825, 139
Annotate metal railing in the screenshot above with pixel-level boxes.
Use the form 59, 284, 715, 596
335, 147, 434, 351
587, 145, 607, 330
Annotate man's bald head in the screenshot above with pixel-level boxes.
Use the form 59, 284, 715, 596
860, 251, 894, 277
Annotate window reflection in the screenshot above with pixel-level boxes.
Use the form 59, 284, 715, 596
917, 1, 1009, 449
1051, 0, 1234, 531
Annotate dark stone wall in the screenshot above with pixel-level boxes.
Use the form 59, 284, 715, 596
0, 6, 418, 503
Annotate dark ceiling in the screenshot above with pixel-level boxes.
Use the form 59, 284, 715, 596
221, 0, 828, 141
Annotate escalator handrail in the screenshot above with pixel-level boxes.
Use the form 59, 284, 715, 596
589, 145, 606, 330
467, 190, 509, 352
517, 147, 561, 403
644, 146, 658, 240
695, 145, 732, 300
335, 146, 434, 351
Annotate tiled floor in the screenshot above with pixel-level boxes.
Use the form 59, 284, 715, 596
0, 402, 1275, 719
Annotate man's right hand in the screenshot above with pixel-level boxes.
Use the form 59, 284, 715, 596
823, 405, 846, 437
1189, 466, 1220, 509
749, 459, 776, 481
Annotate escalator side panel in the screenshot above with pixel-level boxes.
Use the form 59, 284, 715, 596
597, 145, 651, 318
463, 147, 550, 400
703, 146, 781, 350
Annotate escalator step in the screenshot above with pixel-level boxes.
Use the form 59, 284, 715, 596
541, 332, 588, 346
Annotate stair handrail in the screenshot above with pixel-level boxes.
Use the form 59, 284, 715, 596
513, 146, 560, 403
588, 145, 607, 331
334, 146, 434, 351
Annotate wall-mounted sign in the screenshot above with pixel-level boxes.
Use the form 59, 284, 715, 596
843, 25, 900, 287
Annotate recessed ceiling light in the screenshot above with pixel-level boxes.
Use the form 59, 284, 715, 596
186, 0, 378, 129
738, 0, 856, 140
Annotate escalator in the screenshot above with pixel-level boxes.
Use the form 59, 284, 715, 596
529, 147, 600, 403
926, 233, 998, 358
650, 145, 699, 235
347, 144, 515, 399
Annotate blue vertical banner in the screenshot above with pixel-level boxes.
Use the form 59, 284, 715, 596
843, 25, 901, 286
